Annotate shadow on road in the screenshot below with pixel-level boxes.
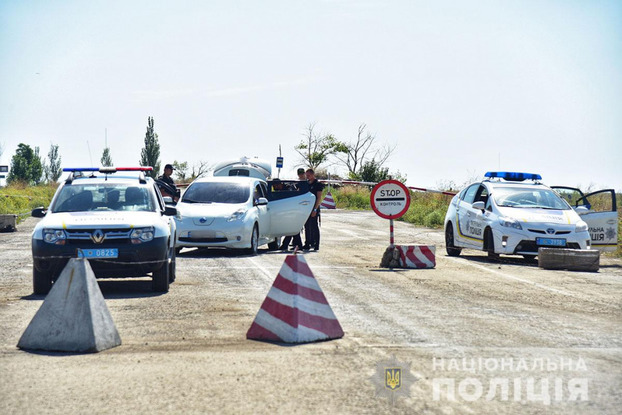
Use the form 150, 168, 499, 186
21, 278, 166, 301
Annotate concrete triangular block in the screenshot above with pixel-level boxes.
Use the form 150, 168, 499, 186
247, 254, 344, 343
18, 258, 121, 353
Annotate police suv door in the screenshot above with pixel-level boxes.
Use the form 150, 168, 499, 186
553, 186, 618, 252
455, 183, 485, 248
266, 180, 314, 237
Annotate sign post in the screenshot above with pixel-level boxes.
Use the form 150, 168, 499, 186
370, 180, 411, 248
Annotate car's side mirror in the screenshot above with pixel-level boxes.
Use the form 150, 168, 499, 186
472, 201, 485, 211
32, 207, 47, 218
256, 197, 269, 206
164, 206, 177, 216
575, 206, 589, 213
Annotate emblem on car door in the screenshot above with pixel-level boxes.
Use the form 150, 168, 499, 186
91, 229, 105, 244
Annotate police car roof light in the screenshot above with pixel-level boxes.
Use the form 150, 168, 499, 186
484, 171, 542, 181
63, 167, 99, 172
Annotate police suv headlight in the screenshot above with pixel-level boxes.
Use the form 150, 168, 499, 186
130, 227, 154, 244
43, 229, 66, 245
227, 209, 247, 222
575, 220, 588, 233
499, 216, 522, 230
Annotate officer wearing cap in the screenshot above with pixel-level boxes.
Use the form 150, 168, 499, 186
158, 163, 178, 202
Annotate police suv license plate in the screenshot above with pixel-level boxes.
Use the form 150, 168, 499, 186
77, 248, 119, 259
536, 237, 566, 247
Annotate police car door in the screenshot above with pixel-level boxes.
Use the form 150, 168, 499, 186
456, 183, 484, 248
266, 180, 314, 237
553, 187, 618, 252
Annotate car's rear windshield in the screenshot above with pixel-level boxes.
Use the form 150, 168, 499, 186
182, 182, 250, 204
51, 184, 156, 212
493, 187, 570, 210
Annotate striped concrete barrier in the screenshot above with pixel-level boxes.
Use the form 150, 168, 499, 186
247, 254, 344, 343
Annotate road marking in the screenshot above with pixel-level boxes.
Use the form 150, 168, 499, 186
445, 256, 616, 307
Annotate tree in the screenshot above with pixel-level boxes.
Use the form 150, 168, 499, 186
334, 123, 395, 179
101, 147, 113, 167
7, 143, 43, 185
44, 143, 62, 183
294, 123, 340, 171
355, 159, 390, 183
139, 116, 160, 178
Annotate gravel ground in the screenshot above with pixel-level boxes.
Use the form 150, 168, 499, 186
0, 211, 620, 414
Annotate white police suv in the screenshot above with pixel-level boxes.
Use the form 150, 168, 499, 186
31, 167, 177, 294
443, 172, 617, 259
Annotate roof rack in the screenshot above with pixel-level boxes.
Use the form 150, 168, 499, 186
63, 167, 153, 184
484, 171, 542, 182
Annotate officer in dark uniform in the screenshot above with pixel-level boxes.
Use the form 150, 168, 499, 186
302, 168, 324, 251
157, 164, 179, 202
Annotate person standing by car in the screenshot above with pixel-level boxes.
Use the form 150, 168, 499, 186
303, 168, 324, 251
280, 168, 307, 251
158, 164, 179, 202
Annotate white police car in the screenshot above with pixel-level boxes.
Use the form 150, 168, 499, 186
31, 167, 177, 294
443, 172, 617, 259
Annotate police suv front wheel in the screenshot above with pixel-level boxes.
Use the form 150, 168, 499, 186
33, 267, 52, 295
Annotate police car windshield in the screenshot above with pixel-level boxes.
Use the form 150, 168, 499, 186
182, 182, 250, 204
493, 187, 570, 210
52, 184, 156, 212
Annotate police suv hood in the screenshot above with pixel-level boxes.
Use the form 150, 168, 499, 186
495, 206, 581, 225
37, 211, 162, 230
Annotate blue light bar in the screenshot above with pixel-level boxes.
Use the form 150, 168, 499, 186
485, 171, 542, 181
63, 168, 99, 172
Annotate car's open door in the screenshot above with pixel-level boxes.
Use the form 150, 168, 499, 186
265, 180, 314, 237
553, 186, 618, 252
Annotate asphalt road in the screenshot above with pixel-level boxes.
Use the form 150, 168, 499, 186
0, 211, 620, 414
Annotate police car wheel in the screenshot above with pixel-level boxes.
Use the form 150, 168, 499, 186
152, 253, 170, 293
33, 267, 52, 295
445, 224, 462, 256
247, 224, 259, 256
485, 228, 500, 261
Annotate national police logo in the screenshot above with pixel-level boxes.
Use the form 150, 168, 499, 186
386, 368, 401, 390
370, 355, 417, 405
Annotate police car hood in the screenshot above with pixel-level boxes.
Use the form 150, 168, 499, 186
44, 211, 160, 229
496, 206, 580, 225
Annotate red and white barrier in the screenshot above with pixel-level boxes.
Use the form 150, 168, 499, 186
322, 180, 457, 196
320, 191, 336, 209
246, 254, 344, 343
396, 245, 436, 269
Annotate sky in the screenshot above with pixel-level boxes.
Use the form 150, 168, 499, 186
1, 0, 621, 191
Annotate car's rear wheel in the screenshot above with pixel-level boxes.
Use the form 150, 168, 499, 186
485, 228, 499, 261
247, 224, 259, 256
33, 267, 52, 295
445, 223, 462, 256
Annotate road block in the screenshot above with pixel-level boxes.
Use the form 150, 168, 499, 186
247, 254, 344, 343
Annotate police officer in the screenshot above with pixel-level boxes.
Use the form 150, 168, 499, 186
158, 164, 179, 202
280, 168, 307, 251
303, 168, 324, 251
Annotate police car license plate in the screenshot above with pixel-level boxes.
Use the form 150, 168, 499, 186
536, 237, 566, 247
77, 248, 119, 258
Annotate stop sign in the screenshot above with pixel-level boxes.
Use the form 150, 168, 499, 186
370, 180, 411, 220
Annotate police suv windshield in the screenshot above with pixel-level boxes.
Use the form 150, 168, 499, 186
492, 187, 570, 210
52, 184, 156, 212
182, 182, 250, 204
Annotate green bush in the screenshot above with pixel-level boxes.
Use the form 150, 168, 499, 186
0, 183, 58, 222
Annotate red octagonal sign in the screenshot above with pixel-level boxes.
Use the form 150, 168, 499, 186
370, 180, 411, 220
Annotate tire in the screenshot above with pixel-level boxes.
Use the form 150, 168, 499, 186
267, 237, 280, 251
152, 250, 170, 293
33, 267, 52, 295
168, 247, 176, 283
485, 228, 499, 261
247, 224, 259, 256
445, 223, 462, 256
